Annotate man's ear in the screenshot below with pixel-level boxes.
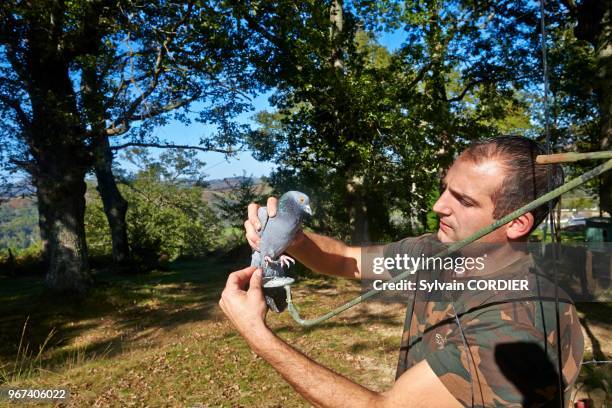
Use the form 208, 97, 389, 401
506, 212, 535, 240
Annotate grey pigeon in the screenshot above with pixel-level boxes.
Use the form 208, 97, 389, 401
250, 191, 311, 312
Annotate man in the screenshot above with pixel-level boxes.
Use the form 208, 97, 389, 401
219, 136, 584, 407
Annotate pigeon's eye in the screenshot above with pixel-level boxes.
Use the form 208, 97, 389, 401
299, 197, 305, 203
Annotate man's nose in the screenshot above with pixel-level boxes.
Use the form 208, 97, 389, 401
433, 190, 451, 216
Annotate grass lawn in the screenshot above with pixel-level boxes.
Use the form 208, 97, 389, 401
0, 256, 609, 407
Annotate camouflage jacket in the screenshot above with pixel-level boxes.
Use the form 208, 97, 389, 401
383, 235, 584, 407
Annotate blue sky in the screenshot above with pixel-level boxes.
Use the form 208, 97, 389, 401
132, 91, 278, 180
120, 30, 406, 180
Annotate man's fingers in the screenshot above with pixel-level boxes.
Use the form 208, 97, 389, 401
246, 197, 277, 231
248, 268, 263, 298
247, 203, 261, 230
225, 266, 257, 291
267, 197, 278, 217
244, 220, 260, 250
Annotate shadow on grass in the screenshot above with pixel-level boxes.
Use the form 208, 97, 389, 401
348, 339, 399, 354
574, 302, 612, 398
576, 302, 612, 325
0, 256, 245, 376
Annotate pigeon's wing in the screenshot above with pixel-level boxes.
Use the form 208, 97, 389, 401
250, 250, 261, 267
260, 214, 301, 259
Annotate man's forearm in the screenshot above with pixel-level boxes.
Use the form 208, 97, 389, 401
253, 328, 382, 408
287, 231, 362, 279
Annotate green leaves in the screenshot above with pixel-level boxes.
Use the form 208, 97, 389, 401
215, 172, 266, 229
242, 0, 557, 240
85, 150, 220, 261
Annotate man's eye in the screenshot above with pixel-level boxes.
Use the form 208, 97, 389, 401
460, 199, 473, 207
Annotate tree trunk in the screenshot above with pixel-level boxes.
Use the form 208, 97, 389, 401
35, 161, 91, 293
349, 194, 369, 244
78, 42, 131, 265
38, 198, 52, 267
597, 44, 612, 214
594, 13, 612, 215
22, 6, 93, 293
346, 175, 370, 244
329, 0, 344, 69
598, 135, 611, 215
94, 136, 130, 265
571, 0, 612, 215
79, 46, 131, 264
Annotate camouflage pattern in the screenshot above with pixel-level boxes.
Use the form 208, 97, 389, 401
383, 235, 584, 407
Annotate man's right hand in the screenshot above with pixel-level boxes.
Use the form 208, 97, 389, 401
245, 197, 279, 250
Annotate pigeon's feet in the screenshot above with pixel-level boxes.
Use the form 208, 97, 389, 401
263, 255, 295, 269
279, 255, 295, 269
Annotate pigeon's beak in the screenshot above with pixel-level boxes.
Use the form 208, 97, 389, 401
304, 204, 312, 216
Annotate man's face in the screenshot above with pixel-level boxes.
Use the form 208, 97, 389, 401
433, 156, 508, 244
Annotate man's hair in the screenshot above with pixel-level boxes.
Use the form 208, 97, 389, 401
460, 136, 564, 232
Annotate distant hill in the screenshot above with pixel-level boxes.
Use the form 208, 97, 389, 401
202, 176, 270, 204
1, 176, 268, 199
205, 176, 264, 191
0, 176, 269, 251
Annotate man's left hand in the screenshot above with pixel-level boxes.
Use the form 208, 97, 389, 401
219, 266, 270, 347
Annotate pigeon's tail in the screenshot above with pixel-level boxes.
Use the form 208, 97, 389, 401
250, 251, 287, 313
264, 286, 287, 313
262, 261, 287, 313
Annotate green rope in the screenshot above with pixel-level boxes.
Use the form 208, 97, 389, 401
285, 157, 612, 327
536, 151, 612, 164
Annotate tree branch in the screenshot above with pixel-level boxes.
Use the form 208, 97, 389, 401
111, 48, 158, 65
446, 77, 490, 102
241, 11, 289, 55
560, 0, 577, 16
0, 94, 30, 129
0, 12, 30, 83
105, 94, 198, 136
110, 142, 238, 155
446, 73, 536, 103
8, 157, 36, 173
406, 63, 432, 91
103, 57, 130, 108
108, 2, 195, 135
129, 95, 198, 120
119, 180, 199, 215
62, 0, 121, 59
